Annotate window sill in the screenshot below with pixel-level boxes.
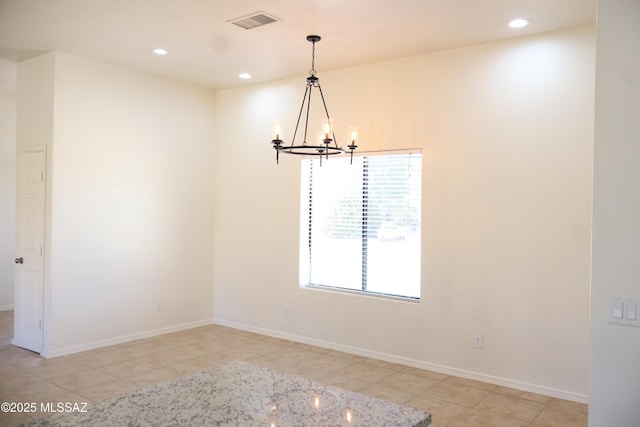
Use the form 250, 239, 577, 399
302, 283, 421, 303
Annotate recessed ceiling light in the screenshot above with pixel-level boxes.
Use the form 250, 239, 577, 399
153, 48, 168, 55
508, 18, 530, 28
239, 72, 253, 79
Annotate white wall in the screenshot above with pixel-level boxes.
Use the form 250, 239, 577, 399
590, 0, 640, 425
0, 57, 17, 311
18, 52, 217, 356
213, 26, 595, 401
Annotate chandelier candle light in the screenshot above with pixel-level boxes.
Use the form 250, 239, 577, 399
271, 35, 358, 164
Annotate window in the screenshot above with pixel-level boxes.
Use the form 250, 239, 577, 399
300, 150, 422, 300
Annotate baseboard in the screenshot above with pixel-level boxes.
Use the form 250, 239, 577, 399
0, 304, 14, 311
42, 318, 213, 358
212, 317, 589, 404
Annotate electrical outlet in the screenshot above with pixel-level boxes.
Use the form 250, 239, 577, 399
284, 304, 291, 316
156, 300, 163, 312
473, 335, 483, 349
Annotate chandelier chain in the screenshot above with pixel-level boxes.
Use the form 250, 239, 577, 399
310, 40, 316, 76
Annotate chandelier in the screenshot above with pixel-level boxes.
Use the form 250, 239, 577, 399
271, 35, 358, 164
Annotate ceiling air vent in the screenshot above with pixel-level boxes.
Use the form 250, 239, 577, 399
228, 12, 280, 30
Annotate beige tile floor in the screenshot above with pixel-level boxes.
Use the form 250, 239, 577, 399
0, 311, 587, 426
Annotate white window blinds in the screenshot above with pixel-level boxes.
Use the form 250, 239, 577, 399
300, 151, 422, 300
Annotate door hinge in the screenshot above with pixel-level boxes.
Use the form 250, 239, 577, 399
40, 247, 43, 256
39, 320, 42, 330
40, 172, 44, 182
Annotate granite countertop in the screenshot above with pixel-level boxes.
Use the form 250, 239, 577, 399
23, 360, 431, 426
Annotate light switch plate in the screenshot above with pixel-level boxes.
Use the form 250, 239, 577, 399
609, 297, 640, 327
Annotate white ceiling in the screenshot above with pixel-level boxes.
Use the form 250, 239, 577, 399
0, 0, 596, 90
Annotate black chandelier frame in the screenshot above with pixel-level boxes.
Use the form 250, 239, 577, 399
272, 35, 357, 164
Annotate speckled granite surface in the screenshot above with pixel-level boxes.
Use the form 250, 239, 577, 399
23, 360, 431, 426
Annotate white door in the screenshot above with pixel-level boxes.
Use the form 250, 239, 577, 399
13, 146, 46, 353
